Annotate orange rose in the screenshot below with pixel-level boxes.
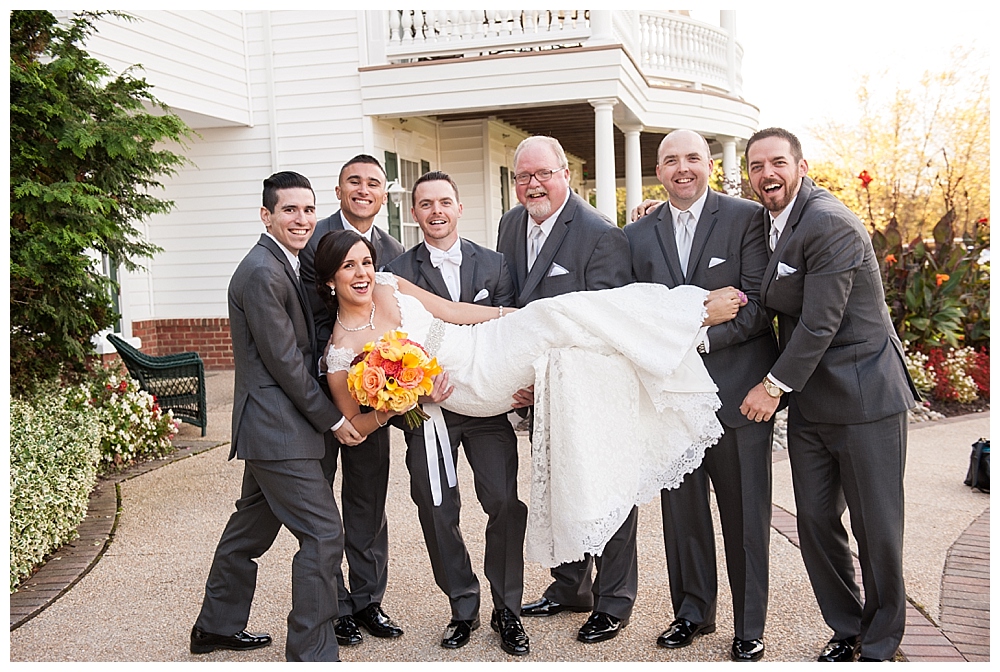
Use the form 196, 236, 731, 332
361, 365, 386, 396
396, 367, 425, 389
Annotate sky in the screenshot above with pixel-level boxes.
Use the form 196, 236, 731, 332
689, 4, 992, 159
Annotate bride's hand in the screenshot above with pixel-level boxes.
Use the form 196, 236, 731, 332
423, 372, 454, 404
702, 286, 746, 326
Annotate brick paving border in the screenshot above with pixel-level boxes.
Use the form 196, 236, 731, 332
9, 439, 223, 631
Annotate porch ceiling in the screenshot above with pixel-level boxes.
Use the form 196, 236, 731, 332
436, 103, 734, 182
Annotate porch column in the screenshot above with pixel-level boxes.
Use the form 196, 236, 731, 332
621, 125, 643, 217
589, 98, 618, 222
720, 10, 739, 95
720, 135, 739, 196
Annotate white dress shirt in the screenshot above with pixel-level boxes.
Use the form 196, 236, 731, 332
526, 191, 571, 269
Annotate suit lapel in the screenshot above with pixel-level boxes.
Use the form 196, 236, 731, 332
415, 244, 453, 299
762, 178, 813, 298
458, 240, 477, 303
259, 235, 316, 351
518, 196, 575, 303
685, 190, 720, 283
653, 203, 684, 287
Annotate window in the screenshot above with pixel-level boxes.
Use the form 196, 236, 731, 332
385, 152, 431, 249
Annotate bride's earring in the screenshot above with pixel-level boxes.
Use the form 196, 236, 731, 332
329, 286, 336, 296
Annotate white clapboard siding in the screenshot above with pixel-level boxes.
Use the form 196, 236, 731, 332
83, 10, 251, 127
126, 10, 370, 319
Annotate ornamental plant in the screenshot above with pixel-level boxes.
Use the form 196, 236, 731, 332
872, 210, 990, 349
85, 366, 179, 470
10, 10, 190, 396
10, 384, 102, 591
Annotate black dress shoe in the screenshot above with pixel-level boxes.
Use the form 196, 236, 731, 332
354, 603, 404, 638
190, 625, 272, 654
656, 618, 716, 648
490, 608, 530, 656
441, 618, 480, 649
521, 596, 590, 617
577, 611, 627, 643
857, 656, 886, 662
818, 636, 859, 662
731, 637, 765, 662
335, 615, 363, 646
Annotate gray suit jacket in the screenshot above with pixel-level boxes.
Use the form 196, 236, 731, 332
496, 192, 632, 306
386, 238, 516, 431
300, 210, 406, 349
625, 190, 778, 428
227, 235, 341, 460
762, 178, 918, 424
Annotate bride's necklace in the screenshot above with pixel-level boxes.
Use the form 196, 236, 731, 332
337, 302, 376, 332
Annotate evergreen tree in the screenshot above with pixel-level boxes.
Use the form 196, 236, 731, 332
10, 11, 190, 395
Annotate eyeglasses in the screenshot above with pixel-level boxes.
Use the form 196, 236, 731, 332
513, 168, 565, 185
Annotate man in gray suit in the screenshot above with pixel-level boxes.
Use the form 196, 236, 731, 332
386, 171, 530, 656
299, 154, 407, 645
624, 130, 778, 661
740, 128, 918, 662
191, 171, 363, 662
497, 136, 635, 644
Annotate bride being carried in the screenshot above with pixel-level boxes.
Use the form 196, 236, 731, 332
315, 229, 746, 567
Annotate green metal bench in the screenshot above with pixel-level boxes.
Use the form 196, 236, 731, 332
106, 333, 207, 436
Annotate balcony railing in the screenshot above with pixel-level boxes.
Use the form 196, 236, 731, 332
380, 10, 742, 95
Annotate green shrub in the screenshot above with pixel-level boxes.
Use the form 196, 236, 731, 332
9, 384, 102, 592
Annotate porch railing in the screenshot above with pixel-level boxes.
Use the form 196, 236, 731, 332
380, 10, 742, 95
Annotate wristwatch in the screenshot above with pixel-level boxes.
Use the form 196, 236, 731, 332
761, 376, 783, 398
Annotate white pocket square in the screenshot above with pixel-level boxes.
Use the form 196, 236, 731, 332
709, 257, 726, 268
547, 263, 570, 277
473, 288, 489, 302
776, 262, 798, 278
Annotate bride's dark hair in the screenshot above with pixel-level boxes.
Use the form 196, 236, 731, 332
314, 229, 378, 318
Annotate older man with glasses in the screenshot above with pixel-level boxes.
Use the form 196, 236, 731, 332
495, 136, 635, 646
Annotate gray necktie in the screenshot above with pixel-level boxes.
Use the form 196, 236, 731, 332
677, 211, 695, 273
527, 224, 545, 271
769, 220, 779, 251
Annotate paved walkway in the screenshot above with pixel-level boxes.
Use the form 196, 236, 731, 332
9, 370, 990, 662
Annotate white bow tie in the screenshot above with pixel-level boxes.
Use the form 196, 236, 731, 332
429, 246, 462, 268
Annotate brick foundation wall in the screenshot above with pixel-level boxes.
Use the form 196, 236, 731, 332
131, 318, 234, 370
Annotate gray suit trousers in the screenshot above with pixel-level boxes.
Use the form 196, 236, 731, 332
660, 420, 773, 638
195, 458, 343, 661
787, 404, 907, 660
321, 426, 391, 617
403, 413, 527, 620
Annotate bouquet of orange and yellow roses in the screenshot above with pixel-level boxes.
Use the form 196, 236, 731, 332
347, 330, 443, 429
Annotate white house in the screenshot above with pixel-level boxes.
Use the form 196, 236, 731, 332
79, 10, 759, 367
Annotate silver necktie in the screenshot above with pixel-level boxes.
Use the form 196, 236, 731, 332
527, 224, 545, 271
677, 211, 695, 273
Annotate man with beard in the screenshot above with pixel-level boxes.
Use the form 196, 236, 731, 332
299, 154, 406, 646
624, 130, 777, 661
496, 136, 635, 644
739, 127, 918, 662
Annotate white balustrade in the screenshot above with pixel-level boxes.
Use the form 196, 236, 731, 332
381, 9, 740, 94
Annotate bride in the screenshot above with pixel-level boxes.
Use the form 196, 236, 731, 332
316, 230, 745, 567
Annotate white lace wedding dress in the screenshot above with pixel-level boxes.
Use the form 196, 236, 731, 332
327, 272, 723, 568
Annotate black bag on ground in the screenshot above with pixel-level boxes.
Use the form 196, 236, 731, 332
964, 438, 989, 493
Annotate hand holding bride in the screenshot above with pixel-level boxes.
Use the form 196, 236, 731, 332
702, 286, 747, 326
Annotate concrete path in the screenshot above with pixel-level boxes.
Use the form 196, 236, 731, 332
9, 370, 990, 662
